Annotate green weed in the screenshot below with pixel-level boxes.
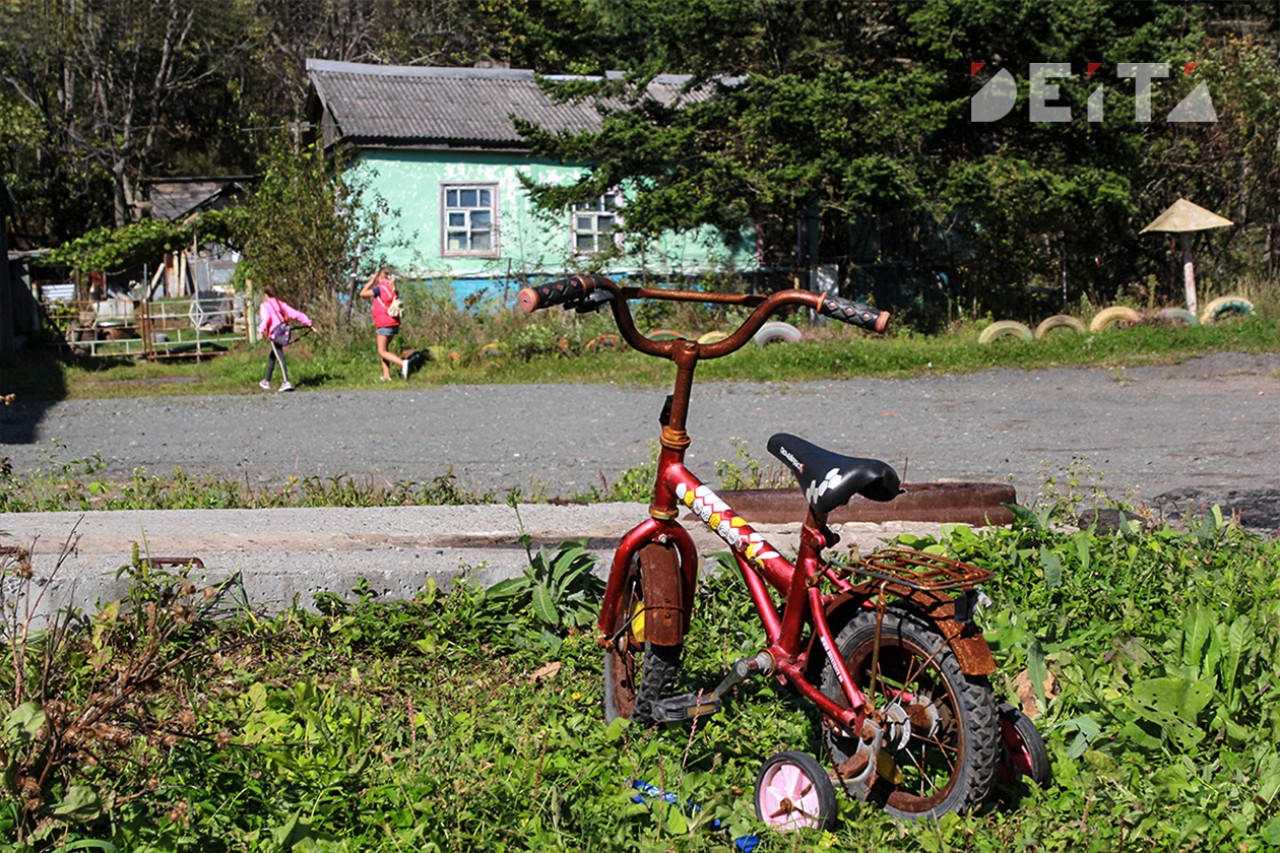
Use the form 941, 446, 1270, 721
2, 499, 1280, 849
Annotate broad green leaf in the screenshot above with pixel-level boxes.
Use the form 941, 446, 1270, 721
1182, 603, 1213, 674
1261, 816, 1280, 845
51, 785, 102, 821
1028, 638, 1049, 707
5, 701, 46, 745
1039, 546, 1062, 590
1222, 616, 1250, 707
1006, 503, 1044, 531
531, 583, 560, 627
1073, 530, 1091, 574
485, 577, 528, 599
1118, 719, 1163, 752
1259, 754, 1280, 803
1133, 677, 1213, 719
659, 802, 689, 835
1064, 716, 1102, 758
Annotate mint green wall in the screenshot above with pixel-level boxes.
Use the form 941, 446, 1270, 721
349, 150, 755, 287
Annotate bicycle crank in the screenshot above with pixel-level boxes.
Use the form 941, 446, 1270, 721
649, 652, 773, 723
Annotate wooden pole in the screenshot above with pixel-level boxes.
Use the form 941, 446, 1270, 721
1181, 235, 1198, 319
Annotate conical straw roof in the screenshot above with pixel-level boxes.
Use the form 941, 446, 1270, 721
1140, 198, 1233, 234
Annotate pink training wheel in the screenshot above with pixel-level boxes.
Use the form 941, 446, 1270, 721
753, 750, 836, 831
997, 703, 1051, 786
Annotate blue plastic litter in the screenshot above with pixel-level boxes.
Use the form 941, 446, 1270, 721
629, 779, 760, 852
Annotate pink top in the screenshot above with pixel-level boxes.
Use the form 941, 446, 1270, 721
257, 296, 311, 338
370, 282, 400, 329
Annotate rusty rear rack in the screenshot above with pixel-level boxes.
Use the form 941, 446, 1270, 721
835, 547, 993, 592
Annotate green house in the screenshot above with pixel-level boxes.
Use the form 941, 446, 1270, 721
305, 59, 757, 303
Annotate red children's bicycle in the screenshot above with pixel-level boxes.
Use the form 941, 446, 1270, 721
519, 275, 1047, 827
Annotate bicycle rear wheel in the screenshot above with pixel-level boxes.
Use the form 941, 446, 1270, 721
603, 542, 684, 724
820, 607, 998, 819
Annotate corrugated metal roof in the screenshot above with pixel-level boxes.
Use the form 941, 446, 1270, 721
145, 178, 251, 221
307, 59, 703, 148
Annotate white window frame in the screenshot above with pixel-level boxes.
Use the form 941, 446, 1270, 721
441, 184, 499, 258
570, 190, 622, 255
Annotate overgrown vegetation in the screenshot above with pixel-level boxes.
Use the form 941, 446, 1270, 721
2, 501, 1277, 850
0, 442, 490, 514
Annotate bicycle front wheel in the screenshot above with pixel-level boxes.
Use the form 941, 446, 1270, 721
820, 608, 998, 819
602, 542, 684, 724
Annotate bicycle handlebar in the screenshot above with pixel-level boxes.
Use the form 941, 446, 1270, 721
516, 275, 889, 358
516, 274, 608, 313
816, 293, 889, 333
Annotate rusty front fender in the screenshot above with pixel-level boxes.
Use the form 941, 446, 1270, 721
597, 517, 698, 647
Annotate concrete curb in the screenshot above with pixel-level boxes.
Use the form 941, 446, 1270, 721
0, 504, 957, 619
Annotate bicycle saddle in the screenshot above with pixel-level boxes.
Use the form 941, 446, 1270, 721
766, 433, 901, 515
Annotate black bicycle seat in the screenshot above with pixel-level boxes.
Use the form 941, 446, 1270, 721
766, 433, 901, 515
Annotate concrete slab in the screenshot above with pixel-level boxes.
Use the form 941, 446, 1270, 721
0, 504, 953, 619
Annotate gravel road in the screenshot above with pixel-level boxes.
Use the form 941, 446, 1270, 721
3, 351, 1279, 529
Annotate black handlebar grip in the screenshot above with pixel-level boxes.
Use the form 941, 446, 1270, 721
819, 294, 890, 333
516, 276, 596, 313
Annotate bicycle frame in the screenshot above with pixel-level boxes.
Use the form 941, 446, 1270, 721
599, 450, 879, 738
584, 289, 886, 738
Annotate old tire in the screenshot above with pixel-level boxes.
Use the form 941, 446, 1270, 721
1199, 296, 1253, 325
820, 607, 999, 819
1155, 307, 1197, 326
696, 330, 729, 345
586, 333, 621, 351
646, 329, 684, 342
1033, 315, 1085, 339
1089, 306, 1142, 332
977, 320, 1033, 344
753, 321, 803, 345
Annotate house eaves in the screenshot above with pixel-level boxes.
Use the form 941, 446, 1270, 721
306, 59, 708, 150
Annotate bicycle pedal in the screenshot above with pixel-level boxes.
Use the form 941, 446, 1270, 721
650, 692, 723, 723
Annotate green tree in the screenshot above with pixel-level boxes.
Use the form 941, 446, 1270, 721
516, 1, 1277, 320
232, 139, 395, 318
0, 0, 254, 233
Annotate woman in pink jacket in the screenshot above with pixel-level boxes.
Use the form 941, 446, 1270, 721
257, 285, 312, 392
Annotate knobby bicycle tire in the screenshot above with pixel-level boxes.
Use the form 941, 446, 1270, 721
820, 607, 999, 819
602, 544, 684, 725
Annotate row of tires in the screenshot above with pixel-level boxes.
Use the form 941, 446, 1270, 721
978, 296, 1255, 344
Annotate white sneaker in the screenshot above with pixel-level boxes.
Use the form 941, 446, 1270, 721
278, 381, 293, 392
401, 359, 410, 379
259, 379, 271, 390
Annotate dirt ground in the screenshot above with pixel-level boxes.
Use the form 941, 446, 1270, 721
2, 351, 1278, 532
